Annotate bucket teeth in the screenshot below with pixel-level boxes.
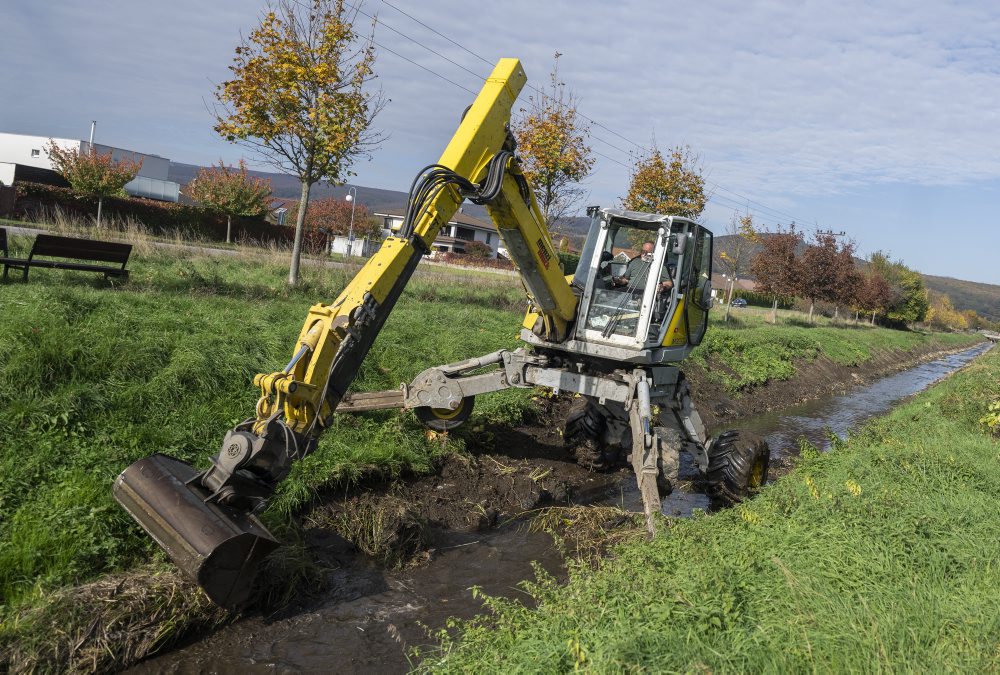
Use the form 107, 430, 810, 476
113, 453, 279, 608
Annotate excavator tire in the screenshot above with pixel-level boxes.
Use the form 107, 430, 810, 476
414, 395, 474, 431
564, 399, 619, 471
704, 430, 770, 507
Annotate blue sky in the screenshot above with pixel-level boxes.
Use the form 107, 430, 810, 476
2, 0, 999, 286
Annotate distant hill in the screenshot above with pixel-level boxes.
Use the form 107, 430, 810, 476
922, 275, 1000, 322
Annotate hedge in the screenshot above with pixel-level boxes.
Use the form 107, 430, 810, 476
13, 181, 288, 244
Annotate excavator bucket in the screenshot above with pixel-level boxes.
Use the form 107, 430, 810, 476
113, 454, 279, 608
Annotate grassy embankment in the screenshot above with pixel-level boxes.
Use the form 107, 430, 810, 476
0, 233, 983, 669
421, 345, 1000, 672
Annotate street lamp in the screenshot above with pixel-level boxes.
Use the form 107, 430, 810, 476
345, 187, 357, 260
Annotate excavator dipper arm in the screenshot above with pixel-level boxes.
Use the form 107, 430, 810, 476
114, 58, 578, 607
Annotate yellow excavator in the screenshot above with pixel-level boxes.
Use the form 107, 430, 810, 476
114, 58, 770, 608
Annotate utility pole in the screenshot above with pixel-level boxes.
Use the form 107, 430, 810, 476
88, 121, 103, 227
345, 186, 357, 260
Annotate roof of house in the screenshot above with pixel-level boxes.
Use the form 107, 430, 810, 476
711, 273, 758, 292
375, 208, 496, 231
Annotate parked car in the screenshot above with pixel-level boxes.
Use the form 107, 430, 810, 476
731, 298, 748, 307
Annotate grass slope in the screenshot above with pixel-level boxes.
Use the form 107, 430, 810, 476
0, 240, 982, 659
421, 346, 1000, 672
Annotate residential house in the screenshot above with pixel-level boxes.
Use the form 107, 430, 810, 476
375, 207, 500, 258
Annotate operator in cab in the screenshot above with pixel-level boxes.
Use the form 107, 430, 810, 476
612, 242, 674, 294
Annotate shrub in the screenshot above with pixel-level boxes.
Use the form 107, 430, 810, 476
463, 240, 493, 258
557, 251, 580, 274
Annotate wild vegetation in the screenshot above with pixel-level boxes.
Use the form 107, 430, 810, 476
420, 344, 1000, 672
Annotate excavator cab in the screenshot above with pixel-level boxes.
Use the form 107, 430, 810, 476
524, 208, 713, 365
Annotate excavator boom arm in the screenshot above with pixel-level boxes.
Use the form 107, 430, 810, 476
114, 58, 579, 607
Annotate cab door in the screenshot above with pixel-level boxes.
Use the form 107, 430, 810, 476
684, 225, 713, 346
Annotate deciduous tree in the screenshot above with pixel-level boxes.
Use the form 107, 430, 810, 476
926, 291, 968, 331
854, 267, 892, 325
188, 160, 272, 243
214, 0, 385, 284
749, 224, 802, 324
868, 251, 929, 325
797, 232, 858, 323
622, 145, 706, 246
46, 141, 142, 228
718, 211, 756, 322
286, 196, 380, 241
513, 53, 594, 229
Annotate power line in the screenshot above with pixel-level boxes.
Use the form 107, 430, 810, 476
341, 0, 815, 229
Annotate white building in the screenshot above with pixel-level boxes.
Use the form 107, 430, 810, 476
375, 207, 500, 258
0, 132, 180, 202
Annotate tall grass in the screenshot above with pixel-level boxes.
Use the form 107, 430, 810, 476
419, 346, 1000, 672
0, 241, 981, 658
0, 248, 529, 612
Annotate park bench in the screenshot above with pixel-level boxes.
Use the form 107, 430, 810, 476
0, 228, 132, 281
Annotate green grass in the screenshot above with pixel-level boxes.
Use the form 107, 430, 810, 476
0, 245, 531, 611
0, 239, 983, 651
694, 310, 978, 392
419, 346, 1000, 672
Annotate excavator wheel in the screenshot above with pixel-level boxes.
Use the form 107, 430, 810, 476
414, 395, 475, 431
564, 399, 621, 471
704, 430, 770, 507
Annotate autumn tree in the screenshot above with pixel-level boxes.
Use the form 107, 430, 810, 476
830, 237, 862, 321
188, 160, 272, 243
868, 251, 929, 325
46, 141, 142, 228
286, 196, 381, 243
512, 53, 594, 229
749, 223, 802, 324
796, 232, 858, 323
623, 144, 706, 219
214, 0, 384, 285
853, 268, 892, 325
718, 211, 757, 321
925, 291, 968, 331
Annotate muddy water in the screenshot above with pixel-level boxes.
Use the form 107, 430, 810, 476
131, 342, 990, 674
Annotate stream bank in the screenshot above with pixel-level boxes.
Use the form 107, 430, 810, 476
1, 338, 988, 673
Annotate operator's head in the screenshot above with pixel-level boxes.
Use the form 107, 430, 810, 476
641, 242, 654, 260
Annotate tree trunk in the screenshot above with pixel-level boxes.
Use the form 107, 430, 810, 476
834, 305, 839, 321
771, 298, 778, 324
96, 197, 103, 229
724, 278, 734, 322
226, 214, 232, 244
870, 311, 876, 326
809, 300, 815, 324
288, 180, 312, 286
854, 310, 859, 323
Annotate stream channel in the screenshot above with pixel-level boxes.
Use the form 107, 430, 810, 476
131, 342, 992, 674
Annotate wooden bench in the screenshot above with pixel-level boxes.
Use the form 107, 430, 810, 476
0, 229, 132, 281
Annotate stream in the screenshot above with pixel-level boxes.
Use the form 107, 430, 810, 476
131, 342, 992, 674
